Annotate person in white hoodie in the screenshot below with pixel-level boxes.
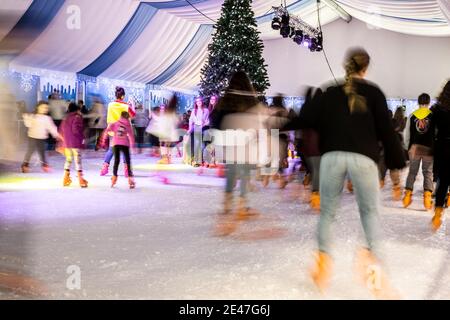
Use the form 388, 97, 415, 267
21, 101, 62, 173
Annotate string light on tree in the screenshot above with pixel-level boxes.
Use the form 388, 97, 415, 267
199, 0, 270, 98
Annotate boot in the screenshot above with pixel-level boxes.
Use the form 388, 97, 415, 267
431, 207, 444, 232
157, 155, 170, 165
310, 191, 320, 212
100, 162, 109, 176
214, 193, 238, 236
63, 170, 72, 187
111, 175, 118, 188
347, 180, 353, 193
354, 248, 399, 299
392, 184, 402, 201
402, 189, 412, 208
216, 164, 225, 178
310, 251, 333, 293
128, 176, 135, 189
223, 192, 233, 215
78, 170, 88, 188
236, 197, 260, 221
124, 164, 129, 178
424, 190, 433, 210
278, 175, 288, 189
302, 173, 311, 186
21, 163, 30, 173
41, 164, 51, 173
262, 175, 270, 187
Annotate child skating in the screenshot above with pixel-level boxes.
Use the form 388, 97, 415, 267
59, 102, 88, 188
106, 111, 136, 189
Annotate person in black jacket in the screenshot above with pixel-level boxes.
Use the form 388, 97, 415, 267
402, 93, 434, 210
431, 80, 450, 232
299, 48, 406, 296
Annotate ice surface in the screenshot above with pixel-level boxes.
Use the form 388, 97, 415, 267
0, 151, 448, 299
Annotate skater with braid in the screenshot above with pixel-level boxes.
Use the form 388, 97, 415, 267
299, 48, 406, 297
59, 102, 88, 188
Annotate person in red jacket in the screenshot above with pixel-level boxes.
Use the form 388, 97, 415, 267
59, 102, 88, 188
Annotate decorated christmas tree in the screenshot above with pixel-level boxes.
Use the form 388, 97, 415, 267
199, 0, 270, 97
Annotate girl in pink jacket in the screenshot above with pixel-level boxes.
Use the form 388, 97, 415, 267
106, 111, 135, 188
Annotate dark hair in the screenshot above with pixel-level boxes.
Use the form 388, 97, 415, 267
271, 94, 285, 109
343, 47, 370, 113
418, 93, 430, 106
215, 71, 258, 114
166, 96, 177, 114
121, 111, 130, 119
68, 102, 80, 113
115, 87, 125, 100
437, 80, 450, 110
393, 106, 406, 131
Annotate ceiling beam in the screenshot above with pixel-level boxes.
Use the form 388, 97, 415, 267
320, 0, 352, 23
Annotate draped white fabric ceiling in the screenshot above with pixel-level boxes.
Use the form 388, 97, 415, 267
1, 0, 449, 91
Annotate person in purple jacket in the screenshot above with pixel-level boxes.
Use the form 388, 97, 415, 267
59, 102, 88, 188
106, 111, 136, 189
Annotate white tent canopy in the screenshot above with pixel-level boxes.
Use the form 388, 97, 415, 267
0, 0, 449, 92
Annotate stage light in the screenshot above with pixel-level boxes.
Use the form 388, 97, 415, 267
316, 33, 323, 51
309, 38, 318, 52
280, 14, 290, 38
271, 17, 281, 30
302, 35, 311, 48
293, 30, 303, 45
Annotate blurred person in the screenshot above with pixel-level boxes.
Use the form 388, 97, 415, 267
261, 95, 289, 189
146, 106, 162, 158
59, 102, 88, 188
132, 103, 149, 153
21, 101, 62, 173
106, 111, 136, 189
211, 71, 265, 236
402, 93, 434, 210
47, 97, 67, 150
431, 81, 450, 231
155, 96, 180, 165
89, 97, 107, 150
188, 97, 209, 167
299, 48, 406, 296
100, 87, 135, 176
0, 83, 19, 162
301, 89, 322, 211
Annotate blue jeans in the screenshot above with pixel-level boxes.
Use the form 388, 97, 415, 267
319, 151, 380, 255
225, 164, 251, 197
104, 139, 123, 164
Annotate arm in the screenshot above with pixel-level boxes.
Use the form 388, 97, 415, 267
127, 121, 135, 147
188, 113, 194, 133
403, 116, 411, 150
47, 116, 61, 139
373, 90, 406, 170
203, 109, 210, 127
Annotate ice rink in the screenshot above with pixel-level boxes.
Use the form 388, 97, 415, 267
0, 151, 448, 299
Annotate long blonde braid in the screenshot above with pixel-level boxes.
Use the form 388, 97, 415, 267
343, 49, 370, 113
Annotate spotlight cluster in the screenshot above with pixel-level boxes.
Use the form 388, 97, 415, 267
271, 6, 323, 52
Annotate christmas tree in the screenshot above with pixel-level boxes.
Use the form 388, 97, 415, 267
199, 0, 270, 98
